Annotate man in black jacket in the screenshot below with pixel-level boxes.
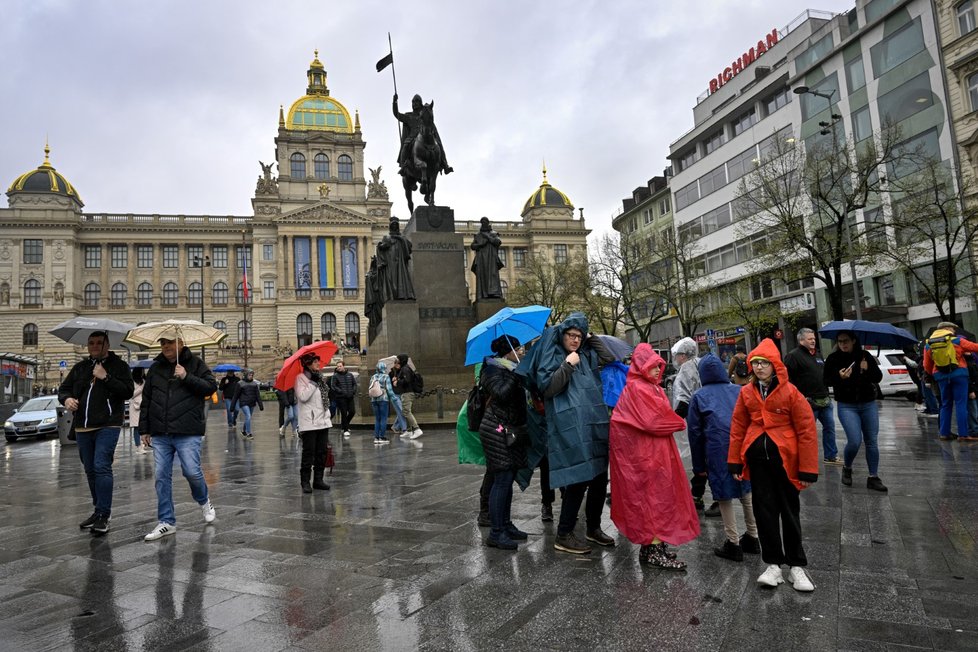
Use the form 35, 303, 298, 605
329, 361, 358, 437
139, 334, 218, 541
784, 328, 841, 464
58, 330, 135, 535
218, 371, 240, 426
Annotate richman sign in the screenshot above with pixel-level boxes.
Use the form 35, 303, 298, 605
708, 28, 780, 94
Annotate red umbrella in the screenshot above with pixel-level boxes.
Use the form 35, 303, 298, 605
274, 341, 339, 391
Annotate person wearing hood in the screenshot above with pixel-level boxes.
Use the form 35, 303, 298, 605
517, 312, 616, 555
728, 338, 818, 592
610, 344, 699, 569
218, 371, 240, 427
368, 361, 395, 445
294, 352, 333, 492
230, 369, 264, 440
140, 335, 218, 541
672, 336, 718, 517
687, 354, 759, 562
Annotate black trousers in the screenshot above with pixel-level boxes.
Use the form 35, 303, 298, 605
538, 455, 555, 506
745, 435, 807, 567
335, 397, 355, 431
300, 429, 329, 473
479, 469, 492, 516
557, 471, 608, 536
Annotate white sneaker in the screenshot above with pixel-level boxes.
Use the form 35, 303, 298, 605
278, 425, 286, 437
144, 522, 176, 541
914, 404, 925, 412
201, 501, 216, 523
343, 430, 351, 438
135, 445, 146, 454
756, 564, 784, 587
409, 428, 423, 439
787, 566, 815, 592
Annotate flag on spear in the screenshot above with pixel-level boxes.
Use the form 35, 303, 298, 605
242, 250, 250, 301
376, 52, 393, 73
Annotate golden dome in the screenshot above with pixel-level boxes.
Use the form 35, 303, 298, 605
286, 50, 354, 133
523, 164, 572, 213
7, 143, 83, 206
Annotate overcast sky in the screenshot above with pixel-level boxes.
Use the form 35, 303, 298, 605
1, 0, 854, 241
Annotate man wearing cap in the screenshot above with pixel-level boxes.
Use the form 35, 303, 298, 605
140, 333, 218, 541
59, 330, 135, 535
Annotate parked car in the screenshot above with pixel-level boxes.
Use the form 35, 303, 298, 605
4, 395, 61, 442
871, 349, 916, 397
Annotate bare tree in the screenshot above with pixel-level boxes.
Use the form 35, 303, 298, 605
507, 251, 589, 325
711, 277, 783, 345
588, 231, 667, 341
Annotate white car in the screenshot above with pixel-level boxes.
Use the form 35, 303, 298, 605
871, 349, 916, 396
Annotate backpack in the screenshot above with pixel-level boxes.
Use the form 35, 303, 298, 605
466, 383, 487, 431
734, 356, 749, 378
367, 375, 385, 398
411, 369, 425, 393
927, 329, 959, 373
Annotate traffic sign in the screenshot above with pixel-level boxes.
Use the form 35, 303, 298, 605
735, 327, 746, 334
59, 360, 67, 368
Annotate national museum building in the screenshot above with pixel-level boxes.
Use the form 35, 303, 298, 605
0, 52, 588, 386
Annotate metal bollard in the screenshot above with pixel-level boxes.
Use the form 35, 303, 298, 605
436, 386, 444, 419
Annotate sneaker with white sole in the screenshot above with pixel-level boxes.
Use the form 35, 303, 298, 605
201, 501, 216, 523
144, 522, 176, 541
343, 430, 351, 438
787, 566, 815, 591
409, 428, 423, 439
756, 564, 784, 587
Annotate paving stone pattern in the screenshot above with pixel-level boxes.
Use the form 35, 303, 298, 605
0, 401, 976, 651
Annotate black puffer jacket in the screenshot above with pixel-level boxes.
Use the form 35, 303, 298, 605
231, 379, 263, 410
139, 347, 217, 436
478, 357, 529, 473
58, 351, 134, 429
329, 369, 358, 398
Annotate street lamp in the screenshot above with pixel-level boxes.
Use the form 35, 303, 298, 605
192, 254, 210, 360
793, 86, 843, 135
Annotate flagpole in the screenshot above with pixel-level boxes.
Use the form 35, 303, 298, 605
388, 33, 401, 142
241, 229, 249, 369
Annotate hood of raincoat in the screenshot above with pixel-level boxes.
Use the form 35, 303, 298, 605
520, 311, 595, 394
748, 337, 788, 387
698, 353, 730, 385
627, 342, 666, 385
375, 361, 387, 373
671, 336, 698, 358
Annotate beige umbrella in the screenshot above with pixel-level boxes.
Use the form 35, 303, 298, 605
377, 354, 415, 371
124, 319, 227, 349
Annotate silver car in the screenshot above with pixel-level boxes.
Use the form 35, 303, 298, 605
4, 395, 61, 442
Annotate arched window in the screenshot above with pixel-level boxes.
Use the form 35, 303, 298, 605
110, 282, 127, 307
500, 280, 508, 298
137, 282, 153, 307
344, 312, 360, 349
213, 320, 227, 334
23, 279, 41, 306
162, 282, 178, 306
212, 281, 228, 305
321, 312, 336, 340
338, 154, 353, 181
22, 323, 37, 347
296, 313, 313, 347
236, 282, 252, 304
188, 281, 202, 306
290, 152, 306, 178
237, 320, 251, 344
84, 283, 101, 308
314, 153, 330, 179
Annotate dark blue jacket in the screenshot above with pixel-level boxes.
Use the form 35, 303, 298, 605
687, 354, 751, 500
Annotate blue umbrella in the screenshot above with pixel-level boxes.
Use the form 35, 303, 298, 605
465, 305, 552, 365
129, 359, 154, 369
213, 363, 243, 372
818, 320, 917, 348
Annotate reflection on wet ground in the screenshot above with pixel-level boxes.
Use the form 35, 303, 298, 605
0, 401, 975, 650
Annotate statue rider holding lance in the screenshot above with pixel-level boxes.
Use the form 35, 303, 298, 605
394, 93, 453, 177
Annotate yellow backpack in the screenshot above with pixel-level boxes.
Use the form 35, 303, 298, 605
927, 329, 958, 373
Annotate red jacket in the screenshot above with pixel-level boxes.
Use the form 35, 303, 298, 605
727, 338, 819, 490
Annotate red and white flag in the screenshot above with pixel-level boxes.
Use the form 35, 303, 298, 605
242, 250, 250, 301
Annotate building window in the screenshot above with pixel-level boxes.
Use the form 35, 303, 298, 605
659, 197, 671, 215
213, 320, 227, 335
852, 106, 873, 142
212, 245, 228, 268
110, 282, 126, 307
675, 180, 700, 211
188, 281, 202, 306
500, 280, 508, 298
296, 313, 313, 347
871, 18, 925, 78
108, 245, 126, 269
137, 245, 153, 268
237, 320, 251, 344
23, 279, 41, 306
699, 164, 727, 198
237, 282, 252, 304
321, 312, 336, 339
85, 245, 102, 269
23, 239, 42, 264
162, 282, 178, 306
678, 149, 700, 172
314, 153, 330, 179
23, 323, 37, 347
764, 87, 791, 115
845, 56, 866, 93
290, 152, 306, 178
554, 244, 568, 264
213, 281, 228, 305
236, 245, 252, 270
137, 282, 153, 307
84, 283, 101, 308
732, 108, 757, 136
498, 248, 507, 266
263, 280, 275, 300
959, 0, 976, 35
968, 72, 978, 112
513, 247, 527, 268
704, 129, 726, 155
337, 154, 354, 181
187, 245, 203, 267
162, 245, 178, 268
263, 244, 274, 261
344, 312, 360, 349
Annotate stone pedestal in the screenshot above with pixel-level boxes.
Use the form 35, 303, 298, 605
474, 298, 506, 325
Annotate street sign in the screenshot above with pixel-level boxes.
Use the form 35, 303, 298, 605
707, 338, 716, 348
59, 360, 67, 368
735, 327, 746, 334
705, 329, 715, 337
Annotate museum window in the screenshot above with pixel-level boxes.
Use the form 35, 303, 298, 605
263, 244, 274, 261
22, 323, 37, 347
84, 245, 102, 269
344, 312, 360, 349
188, 281, 202, 306
321, 312, 336, 339
338, 155, 353, 181
186, 245, 203, 267
314, 153, 330, 179
513, 247, 527, 268
84, 283, 101, 308
959, 1, 976, 35
110, 282, 126, 308
212, 281, 228, 305
162, 245, 178, 268
500, 280, 508, 298
137, 282, 153, 307
296, 313, 313, 348
498, 247, 507, 265
290, 152, 306, 178
212, 245, 228, 268
554, 244, 568, 264
263, 281, 275, 300
162, 282, 178, 306
213, 320, 227, 335
236, 282, 253, 304
23, 279, 41, 306
137, 245, 153, 268
236, 245, 252, 270
107, 245, 126, 269
22, 239, 42, 264
237, 320, 251, 344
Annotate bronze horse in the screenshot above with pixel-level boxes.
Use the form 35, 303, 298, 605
402, 102, 442, 215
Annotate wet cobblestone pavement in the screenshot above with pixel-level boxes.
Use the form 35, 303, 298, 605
1, 400, 976, 651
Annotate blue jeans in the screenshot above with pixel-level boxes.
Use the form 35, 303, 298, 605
132, 427, 141, 447
372, 400, 389, 437
239, 405, 253, 433
935, 369, 970, 438
224, 399, 237, 426
77, 427, 121, 516
390, 394, 407, 432
812, 401, 838, 459
284, 405, 298, 432
152, 435, 208, 525
489, 469, 515, 539
837, 401, 880, 476
921, 380, 940, 413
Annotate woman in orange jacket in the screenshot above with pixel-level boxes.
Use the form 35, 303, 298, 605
728, 338, 819, 592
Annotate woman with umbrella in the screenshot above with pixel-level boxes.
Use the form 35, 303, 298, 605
294, 352, 332, 493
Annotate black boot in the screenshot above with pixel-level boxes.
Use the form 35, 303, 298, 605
300, 468, 312, 494
312, 468, 330, 490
